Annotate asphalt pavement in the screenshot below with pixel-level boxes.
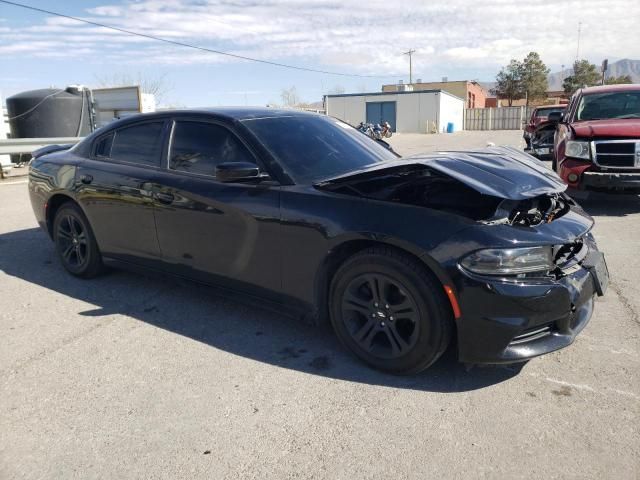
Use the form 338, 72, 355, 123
1, 130, 638, 479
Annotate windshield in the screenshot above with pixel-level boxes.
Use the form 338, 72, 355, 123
535, 107, 564, 117
243, 115, 398, 184
577, 91, 640, 120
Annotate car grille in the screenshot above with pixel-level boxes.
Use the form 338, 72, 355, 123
592, 140, 640, 168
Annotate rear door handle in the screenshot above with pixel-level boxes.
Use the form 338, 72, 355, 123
154, 192, 174, 204
80, 174, 93, 184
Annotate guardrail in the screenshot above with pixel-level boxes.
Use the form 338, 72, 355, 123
0, 137, 83, 155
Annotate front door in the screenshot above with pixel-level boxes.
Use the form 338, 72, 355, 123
151, 119, 281, 296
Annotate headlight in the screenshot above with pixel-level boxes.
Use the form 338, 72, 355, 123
460, 246, 553, 275
565, 141, 591, 160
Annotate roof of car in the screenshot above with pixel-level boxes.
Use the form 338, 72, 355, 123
137, 107, 320, 122
580, 84, 640, 95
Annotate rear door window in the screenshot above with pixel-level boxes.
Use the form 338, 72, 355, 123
110, 122, 165, 167
169, 121, 256, 176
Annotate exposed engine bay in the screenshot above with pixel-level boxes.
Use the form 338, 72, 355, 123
318, 165, 573, 227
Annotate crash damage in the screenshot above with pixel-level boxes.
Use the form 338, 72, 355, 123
317, 145, 606, 364
315, 146, 572, 228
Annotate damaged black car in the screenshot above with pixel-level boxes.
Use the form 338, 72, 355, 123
28, 108, 608, 374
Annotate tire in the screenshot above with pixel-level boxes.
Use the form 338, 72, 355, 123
52, 202, 104, 278
329, 247, 452, 374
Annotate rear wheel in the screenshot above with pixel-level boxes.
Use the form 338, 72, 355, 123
329, 247, 452, 374
53, 202, 104, 278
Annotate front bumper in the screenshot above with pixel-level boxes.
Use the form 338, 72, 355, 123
454, 251, 601, 364
582, 171, 640, 189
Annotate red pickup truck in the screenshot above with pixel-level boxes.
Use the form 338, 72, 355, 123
551, 84, 640, 190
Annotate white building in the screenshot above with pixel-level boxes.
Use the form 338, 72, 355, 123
324, 89, 464, 134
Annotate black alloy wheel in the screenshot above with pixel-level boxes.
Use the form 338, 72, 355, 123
53, 202, 104, 278
330, 247, 452, 374
341, 273, 420, 359
57, 214, 88, 269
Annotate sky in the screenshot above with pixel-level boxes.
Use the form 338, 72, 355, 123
1, 0, 639, 107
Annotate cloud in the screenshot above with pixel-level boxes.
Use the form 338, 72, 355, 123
0, 0, 638, 78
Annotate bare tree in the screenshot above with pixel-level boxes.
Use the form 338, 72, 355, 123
280, 86, 300, 107
93, 72, 172, 105
327, 85, 346, 95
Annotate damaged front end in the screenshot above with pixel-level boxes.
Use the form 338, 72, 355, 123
316, 147, 607, 364
315, 146, 571, 228
526, 121, 556, 159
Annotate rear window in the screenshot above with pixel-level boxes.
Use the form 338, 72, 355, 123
535, 107, 564, 118
110, 122, 165, 167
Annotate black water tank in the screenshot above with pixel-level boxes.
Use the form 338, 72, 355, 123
6, 86, 92, 138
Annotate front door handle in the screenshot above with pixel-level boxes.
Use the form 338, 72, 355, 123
154, 192, 174, 204
80, 174, 93, 184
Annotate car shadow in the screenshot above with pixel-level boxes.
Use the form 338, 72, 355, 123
573, 190, 640, 218
0, 228, 524, 393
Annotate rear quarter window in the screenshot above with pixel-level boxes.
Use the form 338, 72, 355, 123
93, 133, 113, 158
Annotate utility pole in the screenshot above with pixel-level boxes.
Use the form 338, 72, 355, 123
403, 49, 416, 84
576, 22, 582, 62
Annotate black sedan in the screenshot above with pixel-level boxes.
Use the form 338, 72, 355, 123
28, 108, 608, 374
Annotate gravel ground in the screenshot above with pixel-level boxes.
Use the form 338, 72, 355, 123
1, 131, 638, 479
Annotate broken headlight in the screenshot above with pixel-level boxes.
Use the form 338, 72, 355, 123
460, 246, 553, 275
565, 141, 591, 160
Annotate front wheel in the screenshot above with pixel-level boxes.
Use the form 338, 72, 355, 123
329, 247, 452, 374
53, 202, 104, 278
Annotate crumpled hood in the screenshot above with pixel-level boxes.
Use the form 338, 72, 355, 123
572, 119, 640, 138
316, 146, 566, 201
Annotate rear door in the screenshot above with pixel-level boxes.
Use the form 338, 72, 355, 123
150, 118, 281, 296
75, 120, 168, 265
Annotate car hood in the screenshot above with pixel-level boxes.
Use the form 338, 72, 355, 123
316, 146, 566, 201
572, 119, 640, 138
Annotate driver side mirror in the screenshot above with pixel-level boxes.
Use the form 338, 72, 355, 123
547, 111, 563, 123
216, 162, 260, 182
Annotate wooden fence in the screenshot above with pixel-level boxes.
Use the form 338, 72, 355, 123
464, 106, 533, 131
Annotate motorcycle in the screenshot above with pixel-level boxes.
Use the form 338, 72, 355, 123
357, 121, 393, 140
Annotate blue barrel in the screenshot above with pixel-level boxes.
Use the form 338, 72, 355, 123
446, 122, 455, 133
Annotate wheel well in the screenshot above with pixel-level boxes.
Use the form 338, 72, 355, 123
313, 240, 448, 325
46, 194, 77, 238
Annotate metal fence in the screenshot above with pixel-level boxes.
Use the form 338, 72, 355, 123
464, 106, 533, 131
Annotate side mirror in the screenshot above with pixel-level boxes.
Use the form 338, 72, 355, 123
547, 111, 563, 124
216, 162, 260, 182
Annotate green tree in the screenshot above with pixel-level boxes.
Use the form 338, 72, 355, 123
520, 52, 549, 106
492, 59, 524, 106
562, 60, 601, 95
605, 75, 633, 85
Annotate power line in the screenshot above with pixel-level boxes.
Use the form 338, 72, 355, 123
0, 0, 396, 79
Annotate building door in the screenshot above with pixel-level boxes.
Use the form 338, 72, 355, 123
366, 101, 396, 131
